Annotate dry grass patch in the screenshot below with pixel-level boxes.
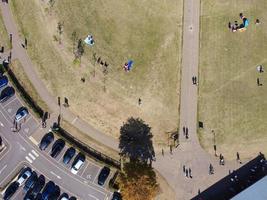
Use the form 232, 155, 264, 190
199, 0, 267, 160
0, 9, 9, 50
10, 0, 183, 149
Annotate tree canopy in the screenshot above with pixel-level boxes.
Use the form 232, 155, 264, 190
119, 117, 155, 163
118, 162, 158, 200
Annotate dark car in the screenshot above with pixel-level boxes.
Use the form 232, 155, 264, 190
3, 181, 19, 200
39, 132, 54, 151
98, 166, 110, 186
35, 193, 42, 200
112, 192, 122, 200
50, 139, 65, 158
31, 174, 45, 197
24, 192, 35, 200
0, 86, 15, 103
49, 185, 60, 200
41, 181, 55, 200
69, 197, 77, 200
23, 171, 38, 192
63, 147, 76, 164
0, 75, 8, 89
58, 193, 69, 200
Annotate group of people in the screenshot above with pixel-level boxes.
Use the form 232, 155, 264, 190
183, 165, 192, 178
182, 126, 189, 139
228, 13, 251, 32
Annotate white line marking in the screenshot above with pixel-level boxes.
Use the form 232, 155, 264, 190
25, 156, 33, 163
3, 97, 17, 109
93, 168, 101, 183
29, 136, 38, 146
50, 171, 62, 179
81, 162, 89, 177
71, 116, 79, 124
0, 164, 7, 174
17, 142, 26, 151
28, 153, 35, 160
88, 194, 100, 200
31, 149, 39, 157
0, 122, 4, 127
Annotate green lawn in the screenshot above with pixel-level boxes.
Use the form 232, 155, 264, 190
199, 0, 267, 159
10, 0, 183, 147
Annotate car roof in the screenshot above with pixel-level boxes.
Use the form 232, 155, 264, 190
74, 159, 84, 169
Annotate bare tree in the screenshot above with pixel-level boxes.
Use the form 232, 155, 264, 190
57, 21, 64, 44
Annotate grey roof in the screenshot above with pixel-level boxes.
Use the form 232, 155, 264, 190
231, 176, 267, 200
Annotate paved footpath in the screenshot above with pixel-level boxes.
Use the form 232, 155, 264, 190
153, 0, 240, 199
1, 1, 243, 199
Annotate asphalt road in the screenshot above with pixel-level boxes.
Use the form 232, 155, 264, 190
0, 85, 112, 200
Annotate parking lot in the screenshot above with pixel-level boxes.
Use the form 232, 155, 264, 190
38, 133, 114, 188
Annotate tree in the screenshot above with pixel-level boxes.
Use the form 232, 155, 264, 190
118, 162, 158, 200
71, 31, 78, 54
57, 21, 64, 44
119, 117, 155, 163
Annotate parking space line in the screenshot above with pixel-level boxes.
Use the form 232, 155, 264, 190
29, 136, 38, 146
81, 162, 89, 177
31, 149, 39, 157
57, 151, 65, 163
2, 97, 17, 108
93, 168, 101, 183
25, 156, 33, 163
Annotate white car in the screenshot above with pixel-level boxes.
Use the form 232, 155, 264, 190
15, 107, 29, 123
71, 153, 85, 175
17, 167, 32, 186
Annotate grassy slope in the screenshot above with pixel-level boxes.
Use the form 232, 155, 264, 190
0, 9, 9, 50
9, 0, 183, 147
199, 0, 267, 159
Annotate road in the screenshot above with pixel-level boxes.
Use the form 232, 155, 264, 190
0, 88, 111, 200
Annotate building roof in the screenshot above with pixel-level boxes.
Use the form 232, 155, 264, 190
231, 175, 267, 200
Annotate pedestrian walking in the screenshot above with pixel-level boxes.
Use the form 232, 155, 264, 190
138, 98, 142, 105
189, 168, 192, 178
209, 164, 214, 175
185, 169, 188, 177
162, 149, 164, 156
25, 38, 28, 49
183, 126, 185, 135
170, 145, 173, 154
185, 127, 189, 139
183, 165, 186, 175
236, 152, 240, 161
192, 76, 195, 85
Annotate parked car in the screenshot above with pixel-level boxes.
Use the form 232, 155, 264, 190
17, 167, 32, 186
24, 192, 35, 200
63, 147, 76, 164
0, 75, 8, 89
98, 166, 110, 186
58, 193, 69, 200
0, 86, 15, 103
3, 181, 19, 200
49, 185, 60, 199
35, 193, 42, 200
41, 181, 55, 200
15, 107, 29, 123
23, 171, 38, 192
50, 139, 65, 158
31, 174, 45, 197
112, 192, 122, 200
39, 132, 54, 151
69, 197, 77, 200
71, 153, 85, 174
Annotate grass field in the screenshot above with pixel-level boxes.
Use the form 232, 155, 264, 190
0, 9, 9, 51
10, 0, 183, 148
10, 59, 49, 113
199, 0, 267, 159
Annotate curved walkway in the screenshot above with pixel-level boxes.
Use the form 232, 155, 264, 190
1, 1, 242, 199
0, 1, 118, 151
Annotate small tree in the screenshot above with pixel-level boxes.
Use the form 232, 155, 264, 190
71, 31, 78, 54
57, 21, 64, 44
75, 38, 85, 63
119, 117, 155, 163
48, 0, 55, 14
118, 162, 158, 200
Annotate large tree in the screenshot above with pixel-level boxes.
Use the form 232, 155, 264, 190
118, 162, 158, 200
119, 117, 155, 163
